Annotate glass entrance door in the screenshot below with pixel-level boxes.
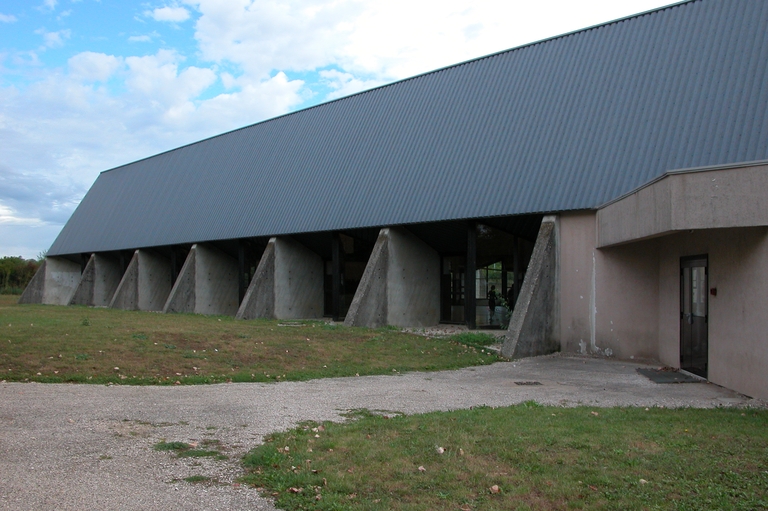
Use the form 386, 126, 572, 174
680, 256, 708, 378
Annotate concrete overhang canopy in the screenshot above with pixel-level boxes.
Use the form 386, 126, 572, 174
597, 161, 768, 248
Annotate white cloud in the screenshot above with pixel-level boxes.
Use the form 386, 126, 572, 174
191, 0, 359, 79
68, 52, 123, 82
35, 28, 72, 49
0, 204, 43, 226
124, 50, 216, 113
319, 69, 384, 100
147, 6, 191, 22
128, 34, 153, 43
36, 0, 57, 13
0, 13, 18, 23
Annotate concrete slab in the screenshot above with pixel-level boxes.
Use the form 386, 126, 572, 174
18, 257, 81, 305
69, 254, 123, 307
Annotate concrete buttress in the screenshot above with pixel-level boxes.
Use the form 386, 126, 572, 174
18, 257, 81, 305
502, 216, 560, 359
69, 253, 123, 306
110, 250, 172, 311
163, 244, 239, 316
345, 227, 440, 328
236, 237, 323, 320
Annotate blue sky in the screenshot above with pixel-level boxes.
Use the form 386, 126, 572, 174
0, 0, 673, 259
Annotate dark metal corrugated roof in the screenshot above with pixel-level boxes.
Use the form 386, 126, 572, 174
48, 0, 768, 256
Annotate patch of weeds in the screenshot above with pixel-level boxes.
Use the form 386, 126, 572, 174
132, 333, 148, 340
163, 344, 176, 349
155, 440, 227, 459
154, 441, 191, 451
448, 332, 499, 348
178, 449, 222, 459
74, 353, 89, 361
99, 455, 112, 460
81, 317, 91, 326
184, 475, 212, 484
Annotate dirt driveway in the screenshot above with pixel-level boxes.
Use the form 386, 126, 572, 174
0, 355, 759, 510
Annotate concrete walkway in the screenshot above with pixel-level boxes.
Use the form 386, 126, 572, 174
0, 355, 760, 511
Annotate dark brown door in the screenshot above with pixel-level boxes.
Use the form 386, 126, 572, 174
680, 256, 708, 378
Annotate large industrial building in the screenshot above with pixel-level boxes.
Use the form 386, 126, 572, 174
21, 0, 768, 400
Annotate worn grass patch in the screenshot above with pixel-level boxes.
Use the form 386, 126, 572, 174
241, 405, 768, 511
0, 295, 501, 384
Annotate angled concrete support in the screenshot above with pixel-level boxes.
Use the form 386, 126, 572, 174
110, 250, 172, 311
69, 253, 123, 306
236, 240, 275, 319
18, 257, 81, 305
502, 216, 560, 359
236, 237, 324, 320
164, 247, 196, 313
345, 227, 440, 328
163, 244, 239, 315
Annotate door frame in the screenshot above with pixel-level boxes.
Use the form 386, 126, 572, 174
680, 254, 708, 378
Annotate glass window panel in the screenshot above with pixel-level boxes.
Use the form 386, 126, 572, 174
682, 269, 691, 315
692, 267, 707, 317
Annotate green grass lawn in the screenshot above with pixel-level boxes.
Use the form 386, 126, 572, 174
0, 295, 501, 384
242, 405, 768, 511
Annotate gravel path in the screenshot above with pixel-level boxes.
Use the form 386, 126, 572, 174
0, 354, 761, 510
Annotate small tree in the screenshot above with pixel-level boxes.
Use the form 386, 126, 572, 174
0, 256, 41, 294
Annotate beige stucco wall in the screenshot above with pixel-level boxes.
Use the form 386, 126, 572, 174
598, 163, 768, 247
656, 227, 768, 400
560, 209, 768, 399
559, 211, 659, 360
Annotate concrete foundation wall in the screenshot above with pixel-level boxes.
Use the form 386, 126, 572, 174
236, 239, 276, 319
19, 257, 81, 305
195, 244, 239, 316
345, 227, 440, 328
69, 254, 123, 306
503, 217, 559, 359
274, 237, 324, 319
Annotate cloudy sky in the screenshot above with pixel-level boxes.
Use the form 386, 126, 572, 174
0, 0, 673, 259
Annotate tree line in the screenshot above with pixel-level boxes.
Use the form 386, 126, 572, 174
0, 256, 42, 294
